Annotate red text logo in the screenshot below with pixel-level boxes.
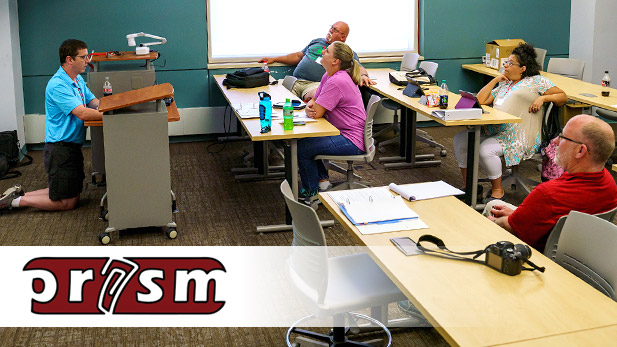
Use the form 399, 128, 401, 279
23, 257, 226, 314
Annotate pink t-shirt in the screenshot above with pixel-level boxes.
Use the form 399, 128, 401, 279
314, 70, 366, 151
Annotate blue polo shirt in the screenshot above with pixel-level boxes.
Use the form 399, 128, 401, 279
45, 67, 95, 144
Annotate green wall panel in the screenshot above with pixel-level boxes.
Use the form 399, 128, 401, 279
18, 0, 207, 76
156, 70, 209, 109
421, 0, 571, 59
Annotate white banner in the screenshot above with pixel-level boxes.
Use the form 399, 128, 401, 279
0, 246, 373, 327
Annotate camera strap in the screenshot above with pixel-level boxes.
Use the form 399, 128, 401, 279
415, 235, 545, 273
415, 235, 485, 265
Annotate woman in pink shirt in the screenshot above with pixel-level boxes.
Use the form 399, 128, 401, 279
299, 41, 367, 206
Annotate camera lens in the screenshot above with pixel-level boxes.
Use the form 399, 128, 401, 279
514, 244, 532, 259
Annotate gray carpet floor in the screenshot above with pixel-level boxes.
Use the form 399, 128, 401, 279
0, 124, 561, 346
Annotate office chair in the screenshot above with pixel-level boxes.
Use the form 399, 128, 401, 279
315, 95, 381, 190
555, 210, 617, 301
595, 108, 617, 161
280, 180, 407, 346
481, 88, 544, 197
377, 60, 447, 157
374, 53, 419, 150
418, 61, 438, 78
282, 75, 298, 92
533, 48, 547, 71
543, 206, 617, 262
547, 58, 585, 80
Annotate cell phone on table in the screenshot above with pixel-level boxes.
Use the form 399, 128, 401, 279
293, 121, 306, 126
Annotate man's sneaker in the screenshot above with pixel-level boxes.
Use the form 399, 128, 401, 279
0, 185, 23, 212
2, 184, 24, 198
299, 188, 321, 209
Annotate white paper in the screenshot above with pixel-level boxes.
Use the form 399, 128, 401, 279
389, 181, 464, 201
328, 187, 395, 206
328, 187, 418, 225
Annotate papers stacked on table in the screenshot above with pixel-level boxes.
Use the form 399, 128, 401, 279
327, 187, 428, 235
389, 181, 464, 201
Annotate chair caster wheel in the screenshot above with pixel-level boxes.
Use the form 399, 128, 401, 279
440, 150, 447, 157
166, 227, 178, 239
99, 232, 111, 245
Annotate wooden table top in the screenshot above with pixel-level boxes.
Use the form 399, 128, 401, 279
495, 324, 617, 346
90, 50, 158, 62
213, 75, 339, 141
367, 69, 521, 126
85, 83, 179, 127
462, 63, 617, 112
319, 185, 617, 347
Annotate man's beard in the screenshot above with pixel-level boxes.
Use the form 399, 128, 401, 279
553, 145, 564, 168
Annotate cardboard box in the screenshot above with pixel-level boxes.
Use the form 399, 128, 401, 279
485, 39, 526, 70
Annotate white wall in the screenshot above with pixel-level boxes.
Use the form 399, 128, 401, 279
0, 0, 25, 145
570, 0, 617, 83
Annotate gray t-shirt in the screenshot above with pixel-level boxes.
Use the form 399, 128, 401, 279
293, 38, 360, 82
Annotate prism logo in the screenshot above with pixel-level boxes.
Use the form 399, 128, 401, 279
23, 257, 226, 314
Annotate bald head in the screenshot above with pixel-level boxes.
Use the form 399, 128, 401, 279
570, 114, 615, 164
327, 21, 350, 43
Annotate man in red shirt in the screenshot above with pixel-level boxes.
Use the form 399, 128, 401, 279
485, 114, 617, 251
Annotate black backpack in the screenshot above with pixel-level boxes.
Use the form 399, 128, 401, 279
0, 130, 33, 180
223, 67, 269, 89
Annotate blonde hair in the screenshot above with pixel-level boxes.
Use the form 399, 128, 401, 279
331, 41, 361, 85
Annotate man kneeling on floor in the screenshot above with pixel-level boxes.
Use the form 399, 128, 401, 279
0, 39, 102, 213
484, 114, 617, 251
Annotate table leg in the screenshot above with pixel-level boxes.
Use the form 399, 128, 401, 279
233, 140, 285, 181
464, 126, 481, 209
381, 107, 441, 169
256, 139, 334, 233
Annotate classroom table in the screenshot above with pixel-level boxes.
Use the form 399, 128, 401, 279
462, 63, 617, 112
214, 75, 339, 232
319, 185, 617, 347
366, 69, 521, 207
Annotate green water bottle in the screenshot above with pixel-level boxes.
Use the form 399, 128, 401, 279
283, 98, 294, 130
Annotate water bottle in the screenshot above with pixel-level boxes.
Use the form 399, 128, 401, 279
602, 71, 611, 97
262, 61, 269, 73
103, 77, 113, 97
258, 91, 272, 133
439, 80, 448, 109
283, 98, 294, 130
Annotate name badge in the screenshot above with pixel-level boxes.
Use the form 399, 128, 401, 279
315, 57, 322, 65
494, 96, 505, 106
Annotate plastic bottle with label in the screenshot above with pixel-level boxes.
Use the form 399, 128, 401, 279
283, 98, 294, 130
602, 71, 611, 97
439, 80, 448, 109
262, 61, 269, 73
258, 91, 272, 133
103, 77, 113, 97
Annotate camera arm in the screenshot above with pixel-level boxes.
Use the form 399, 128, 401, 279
126, 32, 167, 55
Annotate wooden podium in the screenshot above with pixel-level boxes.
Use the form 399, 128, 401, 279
87, 83, 179, 244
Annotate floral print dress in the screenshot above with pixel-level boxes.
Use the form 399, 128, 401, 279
482, 75, 555, 166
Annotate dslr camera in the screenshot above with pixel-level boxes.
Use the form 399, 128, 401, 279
484, 241, 532, 276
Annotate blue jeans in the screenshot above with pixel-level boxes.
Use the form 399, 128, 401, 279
297, 135, 364, 194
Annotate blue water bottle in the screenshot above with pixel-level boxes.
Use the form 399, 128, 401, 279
258, 91, 272, 133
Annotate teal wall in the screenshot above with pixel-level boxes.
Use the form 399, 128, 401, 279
420, 0, 571, 93
18, 0, 571, 114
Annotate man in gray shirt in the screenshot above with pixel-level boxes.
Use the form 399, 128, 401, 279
260, 21, 375, 101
